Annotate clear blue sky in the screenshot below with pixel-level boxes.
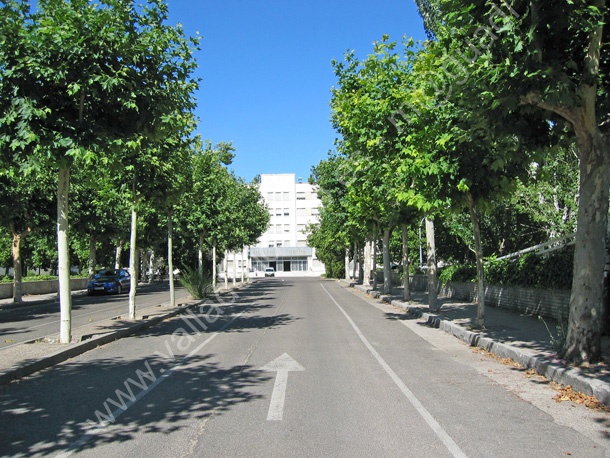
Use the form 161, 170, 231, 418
166, 0, 427, 183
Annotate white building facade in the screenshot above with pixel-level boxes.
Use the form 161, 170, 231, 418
222, 173, 325, 279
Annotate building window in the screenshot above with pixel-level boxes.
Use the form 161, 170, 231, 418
269, 225, 275, 233
283, 192, 290, 201
275, 192, 282, 201
284, 224, 290, 232
291, 260, 307, 271
267, 192, 274, 201
284, 208, 289, 216
297, 224, 306, 233
276, 242, 282, 247
284, 240, 290, 246
296, 208, 306, 216
275, 208, 282, 216
276, 224, 282, 233
296, 192, 305, 200
312, 207, 320, 215
268, 242, 274, 247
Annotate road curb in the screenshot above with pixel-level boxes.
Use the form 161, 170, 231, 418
0, 284, 250, 387
345, 281, 610, 405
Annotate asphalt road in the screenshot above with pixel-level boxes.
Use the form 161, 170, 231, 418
0, 278, 607, 457
0, 283, 191, 348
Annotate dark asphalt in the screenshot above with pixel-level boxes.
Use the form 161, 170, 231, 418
0, 283, 190, 348
0, 278, 606, 457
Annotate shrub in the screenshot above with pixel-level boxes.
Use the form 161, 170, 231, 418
438, 246, 574, 290
179, 267, 214, 299
438, 264, 477, 284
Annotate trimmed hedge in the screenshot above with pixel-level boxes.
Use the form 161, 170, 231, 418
439, 246, 574, 290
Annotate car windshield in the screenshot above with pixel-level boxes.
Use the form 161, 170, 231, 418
93, 270, 120, 280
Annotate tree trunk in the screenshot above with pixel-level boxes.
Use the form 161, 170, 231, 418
128, 202, 138, 320
467, 192, 486, 327
382, 228, 391, 295
425, 217, 439, 312
114, 240, 123, 269
358, 242, 366, 283
212, 241, 217, 290
402, 224, 411, 302
352, 242, 358, 281
88, 234, 97, 278
344, 248, 350, 281
198, 232, 205, 274
563, 132, 610, 363
57, 165, 72, 343
373, 235, 377, 289
147, 251, 155, 283
10, 223, 30, 303
363, 237, 371, 287
224, 255, 228, 290
241, 246, 246, 282
167, 211, 175, 307
232, 251, 237, 287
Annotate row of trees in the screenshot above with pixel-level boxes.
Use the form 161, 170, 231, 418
308, 1, 608, 365
0, 1, 269, 342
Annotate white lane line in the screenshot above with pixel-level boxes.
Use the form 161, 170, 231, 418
55, 304, 254, 458
321, 284, 468, 458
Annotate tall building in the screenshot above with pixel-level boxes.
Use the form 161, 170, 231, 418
222, 173, 325, 278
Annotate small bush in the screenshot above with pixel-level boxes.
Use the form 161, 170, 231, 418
179, 267, 214, 299
438, 264, 477, 284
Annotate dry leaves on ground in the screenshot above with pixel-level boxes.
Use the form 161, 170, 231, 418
552, 383, 610, 412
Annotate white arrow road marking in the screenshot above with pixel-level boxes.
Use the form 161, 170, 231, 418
259, 353, 305, 421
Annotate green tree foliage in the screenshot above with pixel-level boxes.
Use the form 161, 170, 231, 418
415, 0, 609, 364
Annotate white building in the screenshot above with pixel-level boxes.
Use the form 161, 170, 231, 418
222, 173, 325, 279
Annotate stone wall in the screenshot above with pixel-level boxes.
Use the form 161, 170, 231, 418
410, 275, 570, 321
0, 278, 89, 300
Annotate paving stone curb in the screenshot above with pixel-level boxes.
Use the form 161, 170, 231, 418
346, 281, 610, 405
0, 284, 250, 387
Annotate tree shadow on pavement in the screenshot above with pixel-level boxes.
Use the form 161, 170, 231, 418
0, 353, 272, 456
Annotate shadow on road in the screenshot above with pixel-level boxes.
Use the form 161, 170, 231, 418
0, 353, 271, 456
0, 280, 299, 456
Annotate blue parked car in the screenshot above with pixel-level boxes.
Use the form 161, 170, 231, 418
87, 269, 131, 295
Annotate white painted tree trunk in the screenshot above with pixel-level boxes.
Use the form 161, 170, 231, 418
344, 248, 350, 281
241, 247, 246, 282
425, 217, 438, 312
57, 165, 72, 343
212, 242, 217, 290
114, 240, 123, 269
363, 237, 371, 287
11, 225, 29, 303
352, 242, 358, 281
402, 224, 411, 302
198, 232, 205, 274
128, 204, 138, 320
168, 212, 175, 307
382, 229, 391, 295
147, 251, 155, 283
88, 234, 96, 278
467, 193, 485, 327
372, 237, 378, 290
224, 255, 228, 290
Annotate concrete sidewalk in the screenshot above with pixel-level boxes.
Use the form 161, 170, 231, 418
345, 280, 610, 404
0, 282, 251, 386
